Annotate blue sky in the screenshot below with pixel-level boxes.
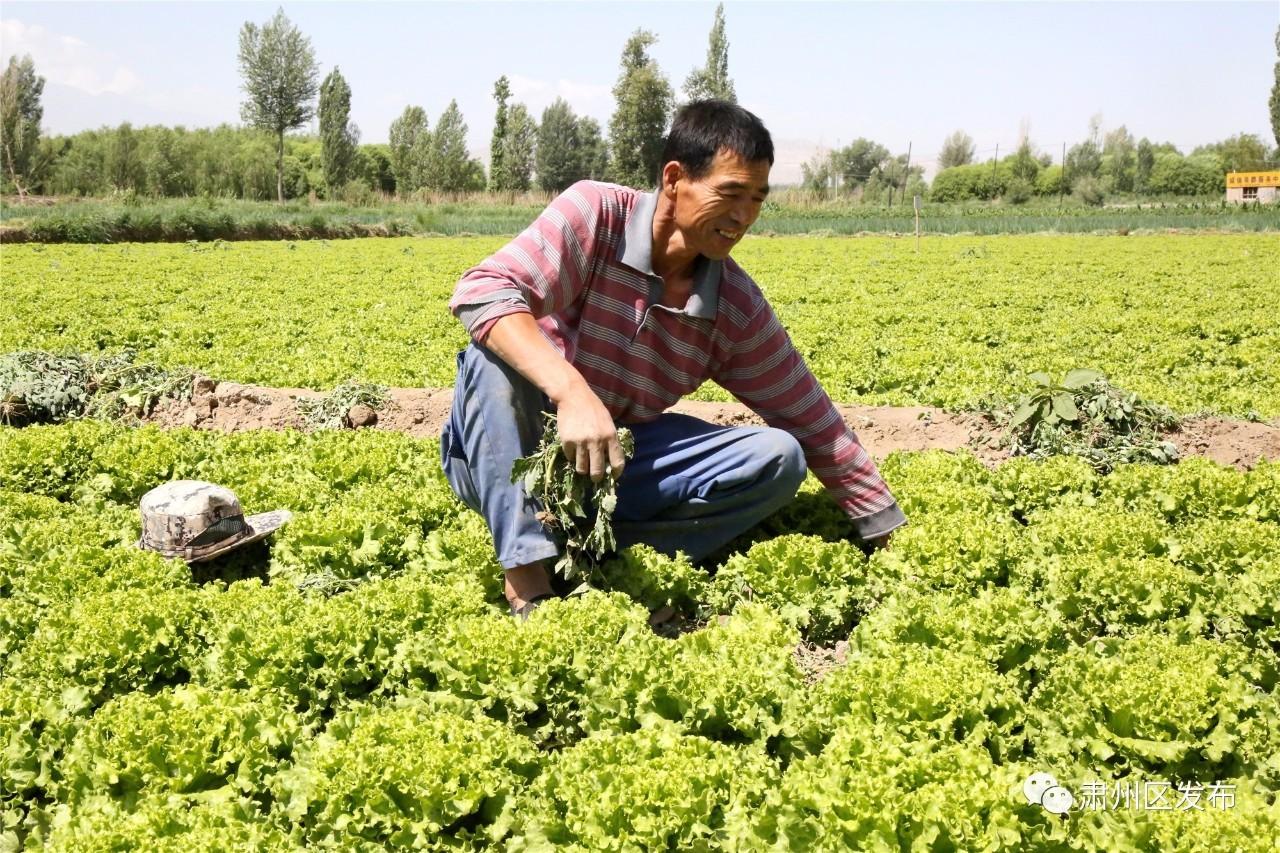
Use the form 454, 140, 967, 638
2, 1, 1277, 182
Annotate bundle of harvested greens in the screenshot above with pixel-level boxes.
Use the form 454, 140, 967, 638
511, 414, 635, 583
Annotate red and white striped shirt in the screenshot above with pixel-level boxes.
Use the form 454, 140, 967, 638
450, 180, 905, 539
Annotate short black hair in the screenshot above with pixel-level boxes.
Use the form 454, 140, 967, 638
659, 100, 774, 183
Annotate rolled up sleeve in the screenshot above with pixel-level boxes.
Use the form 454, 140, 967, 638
450, 181, 602, 342
716, 297, 907, 541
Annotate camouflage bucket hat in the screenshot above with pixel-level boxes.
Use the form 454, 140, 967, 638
136, 480, 292, 563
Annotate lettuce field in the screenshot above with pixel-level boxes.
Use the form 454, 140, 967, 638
2, 231, 1279, 850
1, 422, 1278, 849
2, 233, 1278, 417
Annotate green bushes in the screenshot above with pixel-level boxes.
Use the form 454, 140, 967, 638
1148, 152, 1224, 196
930, 163, 1009, 202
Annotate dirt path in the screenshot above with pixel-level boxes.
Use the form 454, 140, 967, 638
142, 380, 1280, 470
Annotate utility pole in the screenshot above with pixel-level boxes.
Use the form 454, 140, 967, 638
992, 143, 999, 188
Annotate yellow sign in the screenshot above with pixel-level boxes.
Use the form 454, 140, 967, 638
1226, 171, 1280, 188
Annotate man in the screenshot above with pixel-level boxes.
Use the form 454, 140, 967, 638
443, 100, 906, 618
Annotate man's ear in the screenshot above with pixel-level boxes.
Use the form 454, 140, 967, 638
660, 161, 683, 198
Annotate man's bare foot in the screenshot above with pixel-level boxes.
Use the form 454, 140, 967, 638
505, 561, 554, 611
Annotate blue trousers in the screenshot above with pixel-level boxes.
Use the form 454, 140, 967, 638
440, 343, 807, 569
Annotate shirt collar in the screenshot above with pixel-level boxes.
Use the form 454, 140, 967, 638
618, 188, 721, 321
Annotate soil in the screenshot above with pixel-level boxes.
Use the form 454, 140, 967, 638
144, 379, 1280, 470
793, 640, 852, 684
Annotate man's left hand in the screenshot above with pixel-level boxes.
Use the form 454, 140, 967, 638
865, 532, 893, 552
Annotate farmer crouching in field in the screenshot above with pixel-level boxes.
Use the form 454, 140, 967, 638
442, 100, 906, 618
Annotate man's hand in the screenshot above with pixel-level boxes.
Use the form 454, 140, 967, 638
556, 384, 626, 482
868, 531, 893, 550
858, 531, 893, 555
482, 313, 625, 483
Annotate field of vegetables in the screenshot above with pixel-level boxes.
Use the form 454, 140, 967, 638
2, 422, 1279, 849
2, 233, 1278, 418
2, 230, 1280, 849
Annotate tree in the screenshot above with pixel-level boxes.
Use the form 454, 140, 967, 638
684, 3, 736, 103
609, 29, 673, 188
1148, 152, 1221, 196
319, 67, 359, 195
1271, 25, 1279, 151
104, 122, 144, 191
834, 138, 890, 189
388, 106, 429, 195
462, 158, 487, 192
577, 116, 609, 181
538, 102, 609, 191
1066, 116, 1103, 181
872, 152, 924, 204
237, 7, 319, 202
502, 103, 537, 192
801, 150, 837, 193
1135, 138, 1155, 194
489, 75, 512, 191
1009, 131, 1040, 183
0, 54, 46, 196
1193, 133, 1270, 174
1102, 125, 1135, 192
937, 130, 975, 170
425, 99, 474, 193
536, 98, 581, 192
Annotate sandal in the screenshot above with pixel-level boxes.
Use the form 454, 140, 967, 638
509, 592, 557, 621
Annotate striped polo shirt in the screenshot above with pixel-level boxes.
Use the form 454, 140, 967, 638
450, 180, 905, 539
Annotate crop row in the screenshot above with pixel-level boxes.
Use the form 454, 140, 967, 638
3, 234, 1278, 417
2, 421, 1277, 849
5, 196, 1277, 246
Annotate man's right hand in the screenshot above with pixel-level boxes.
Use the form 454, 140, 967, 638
556, 384, 626, 483
481, 312, 625, 483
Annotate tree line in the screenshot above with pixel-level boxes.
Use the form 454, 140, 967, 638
0, 4, 732, 201
922, 122, 1276, 205
2, 10, 1277, 202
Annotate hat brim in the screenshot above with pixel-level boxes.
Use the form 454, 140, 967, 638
137, 509, 293, 564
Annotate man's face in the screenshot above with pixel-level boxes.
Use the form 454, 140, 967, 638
669, 148, 771, 261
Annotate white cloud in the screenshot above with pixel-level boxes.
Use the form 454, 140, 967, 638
508, 73, 611, 119
1, 18, 141, 96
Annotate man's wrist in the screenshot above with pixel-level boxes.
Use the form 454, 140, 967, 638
848, 502, 907, 543
546, 372, 591, 408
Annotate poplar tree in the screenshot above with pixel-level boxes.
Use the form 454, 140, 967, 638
684, 3, 736, 103
1270, 26, 1279, 151
0, 54, 45, 197
319, 67, 359, 194
938, 130, 975, 169
577, 116, 609, 180
489, 75, 512, 191
426, 99, 473, 192
608, 29, 673, 188
237, 7, 319, 201
536, 98, 581, 192
388, 106, 429, 195
1102, 126, 1136, 192
1135, 138, 1155, 194
502, 103, 537, 192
